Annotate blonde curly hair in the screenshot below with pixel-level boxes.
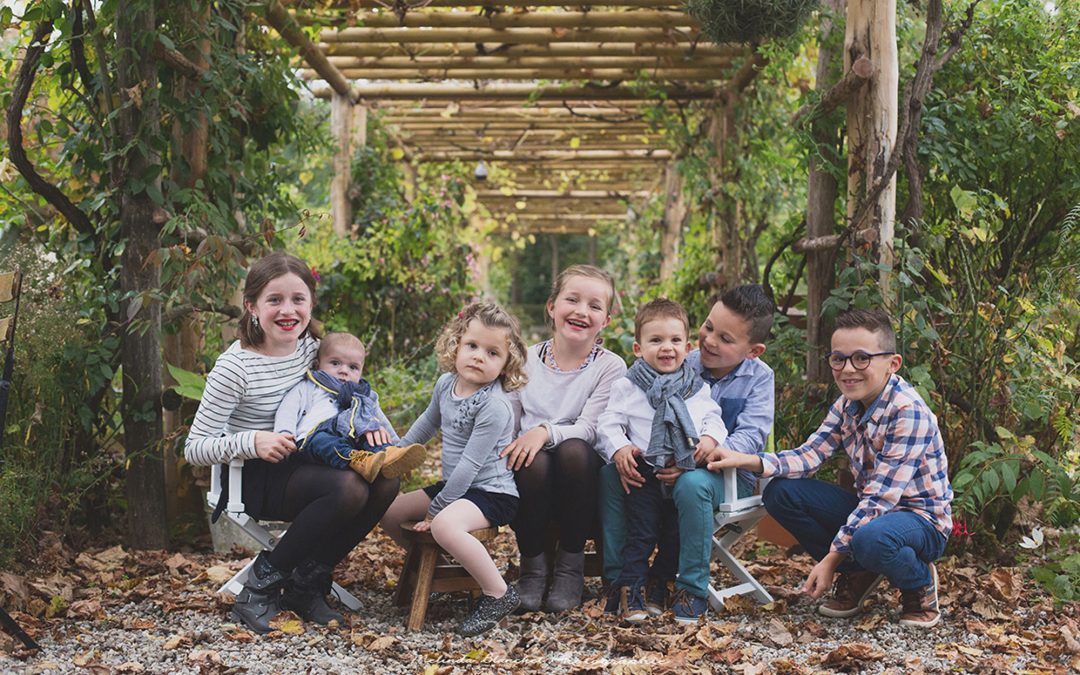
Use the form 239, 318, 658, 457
435, 302, 529, 392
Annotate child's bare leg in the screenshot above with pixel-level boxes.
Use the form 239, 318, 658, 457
379, 490, 432, 548
430, 500, 506, 598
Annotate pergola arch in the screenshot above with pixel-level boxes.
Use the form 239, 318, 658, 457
269, 0, 761, 250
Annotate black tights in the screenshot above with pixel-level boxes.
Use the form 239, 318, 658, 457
259, 465, 399, 571
512, 438, 601, 557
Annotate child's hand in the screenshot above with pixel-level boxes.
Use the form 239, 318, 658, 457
365, 428, 390, 448
694, 436, 719, 465
706, 448, 763, 474
254, 432, 296, 463
803, 553, 843, 598
613, 445, 645, 493
501, 426, 549, 471
412, 519, 432, 533
655, 458, 684, 487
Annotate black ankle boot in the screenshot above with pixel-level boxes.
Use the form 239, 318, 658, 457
281, 559, 346, 626
231, 551, 287, 634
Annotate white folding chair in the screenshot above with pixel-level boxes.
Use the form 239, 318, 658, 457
207, 459, 362, 610
707, 467, 774, 610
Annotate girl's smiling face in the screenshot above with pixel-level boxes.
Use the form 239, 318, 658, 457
546, 274, 612, 348
246, 273, 312, 356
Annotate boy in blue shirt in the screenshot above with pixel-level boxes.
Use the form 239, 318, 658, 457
599, 285, 775, 622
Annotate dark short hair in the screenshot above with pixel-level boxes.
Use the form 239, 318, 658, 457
709, 284, 775, 344
634, 297, 689, 341
833, 308, 897, 352
239, 252, 318, 349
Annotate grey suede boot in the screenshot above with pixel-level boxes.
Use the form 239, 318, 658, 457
516, 552, 549, 612
281, 559, 346, 626
231, 551, 287, 634
545, 549, 585, 612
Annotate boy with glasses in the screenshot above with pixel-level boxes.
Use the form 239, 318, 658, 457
708, 309, 952, 627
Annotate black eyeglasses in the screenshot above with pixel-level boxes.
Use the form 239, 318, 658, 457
826, 351, 896, 371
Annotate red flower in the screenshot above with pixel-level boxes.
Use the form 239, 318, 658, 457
310, 267, 321, 283
951, 519, 974, 538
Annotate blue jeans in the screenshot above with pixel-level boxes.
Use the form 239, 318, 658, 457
600, 463, 754, 598
762, 478, 947, 590
300, 430, 389, 470
613, 458, 678, 589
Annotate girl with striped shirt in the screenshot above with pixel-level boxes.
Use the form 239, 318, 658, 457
184, 253, 399, 634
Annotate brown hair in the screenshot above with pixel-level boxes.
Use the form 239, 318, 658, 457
435, 302, 529, 392
238, 252, 318, 349
707, 284, 776, 344
833, 308, 897, 352
633, 297, 689, 341
545, 264, 617, 329
318, 332, 366, 362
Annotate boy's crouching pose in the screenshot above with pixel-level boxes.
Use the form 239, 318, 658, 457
709, 309, 952, 627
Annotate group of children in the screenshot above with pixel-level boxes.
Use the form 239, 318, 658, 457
191, 254, 952, 639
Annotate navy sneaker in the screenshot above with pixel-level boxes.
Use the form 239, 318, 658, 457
623, 585, 648, 623
671, 588, 709, 624
645, 578, 668, 617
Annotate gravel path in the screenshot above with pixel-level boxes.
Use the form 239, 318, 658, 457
0, 532, 1074, 674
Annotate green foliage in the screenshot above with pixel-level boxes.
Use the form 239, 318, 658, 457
166, 364, 206, 402
686, 0, 820, 44
293, 119, 476, 367
1030, 531, 1080, 602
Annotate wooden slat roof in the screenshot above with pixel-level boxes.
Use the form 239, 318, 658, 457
286, 0, 748, 233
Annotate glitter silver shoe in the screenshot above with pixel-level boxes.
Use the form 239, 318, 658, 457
459, 584, 520, 637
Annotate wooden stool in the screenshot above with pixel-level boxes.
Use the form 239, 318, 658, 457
393, 521, 499, 631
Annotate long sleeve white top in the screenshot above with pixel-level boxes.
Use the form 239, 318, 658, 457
596, 377, 729, 465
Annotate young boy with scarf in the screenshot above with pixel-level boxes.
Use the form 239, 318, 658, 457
596, 298, 728, 622
274, 332, 425, 482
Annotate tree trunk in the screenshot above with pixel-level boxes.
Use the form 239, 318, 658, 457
845, 0, 899, 298
658, 162, 687, 283
117, 0, 167, 549
805, 0, 845, 383
164, 0, 210, 527
331, 92, 354, 236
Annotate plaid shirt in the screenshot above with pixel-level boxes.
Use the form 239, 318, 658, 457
760, 374, 952, 554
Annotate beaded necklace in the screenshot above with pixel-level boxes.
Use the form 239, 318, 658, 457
539, 338, 603, 373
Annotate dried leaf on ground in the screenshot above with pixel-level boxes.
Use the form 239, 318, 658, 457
765, 618, 794, 646
822, 643, 885, 671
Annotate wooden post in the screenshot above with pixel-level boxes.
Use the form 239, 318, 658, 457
331, 93, 353, 236
805, 0, 845, 383
658, 162, 687, 283
708, 101, 741, 288
845, 0, 898, 297
354, 104, 368, 149
549, 235, 560, 285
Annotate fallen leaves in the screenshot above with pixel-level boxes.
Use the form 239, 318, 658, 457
821, 643, 885, 671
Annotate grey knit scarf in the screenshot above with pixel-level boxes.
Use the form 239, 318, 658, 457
624, 358, 704, 470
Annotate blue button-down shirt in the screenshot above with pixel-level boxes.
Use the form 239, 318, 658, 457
686, 350, 775, 485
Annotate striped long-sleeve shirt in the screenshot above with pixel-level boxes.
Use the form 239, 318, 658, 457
184, 336, 319, 466
759, 374, 952, 554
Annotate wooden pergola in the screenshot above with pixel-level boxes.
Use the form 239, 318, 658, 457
268, 0, 761, 241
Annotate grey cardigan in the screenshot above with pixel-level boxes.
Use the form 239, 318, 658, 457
402, 373, 518, 517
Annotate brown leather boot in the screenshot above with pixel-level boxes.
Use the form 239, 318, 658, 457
818, 570, 885, 618
899, 563, 941, 627
347, 450, 385, 482
380, 443, 426, 478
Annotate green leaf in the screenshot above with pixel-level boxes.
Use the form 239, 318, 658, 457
1000, 461, 1018, 494
950, 185, 978, 219
166, 364, 205, 401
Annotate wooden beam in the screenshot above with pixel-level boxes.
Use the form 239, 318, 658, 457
324, 55, 731, 69
329, 0, 682, 9
310, 67, 728, 81
318, 11, 699, 30
321, 41, 741, 59
476, 189, 648, 198
318, 28, 702, 45
312, 83, 714, 100
265, 0, 354, 101
413, 149, 671, 161
512, 212, 626, 220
